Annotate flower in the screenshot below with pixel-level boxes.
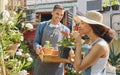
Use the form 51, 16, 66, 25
73, 26, 79, 31
20, 70, 28, 75
0, 6, 34, 74
57, 30, 74, 47
16, 51, 22, 56
25, 23, 33, 30
27, 57, 33, 62
4, 47, 33, 74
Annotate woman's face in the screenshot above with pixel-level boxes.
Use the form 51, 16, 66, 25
75, 20, 92, 35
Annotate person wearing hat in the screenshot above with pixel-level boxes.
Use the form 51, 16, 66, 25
73, 10, 115, 75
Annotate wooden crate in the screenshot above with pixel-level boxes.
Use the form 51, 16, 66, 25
39, 53, 71, 63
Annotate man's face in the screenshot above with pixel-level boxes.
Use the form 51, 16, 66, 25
51, 9, 65, 23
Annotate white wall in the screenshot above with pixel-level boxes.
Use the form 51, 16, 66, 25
27, 0, 76, 5
77, 0, 86, 15
102, 11, 120, 53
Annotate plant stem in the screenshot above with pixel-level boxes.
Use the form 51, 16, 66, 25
0, 47, 6, 75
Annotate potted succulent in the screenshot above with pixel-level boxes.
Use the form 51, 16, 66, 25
102, 0, 111, 11
111, 0, 120, 10
108, 43, 120, 75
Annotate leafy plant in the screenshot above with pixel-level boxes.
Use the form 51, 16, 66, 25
108, 43, 120, 75
111, 0, 119, 5
102, 0, 110, 7
0, 5, 33, 75
57, 30, 74, 47
65, 64, 82, 75
0, 12, 23, 49
4, 42, 34, 74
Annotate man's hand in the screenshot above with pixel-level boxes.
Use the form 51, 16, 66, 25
36, 45, 44, 55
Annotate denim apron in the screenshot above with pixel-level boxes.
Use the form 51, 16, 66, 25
34, 23, 64, 75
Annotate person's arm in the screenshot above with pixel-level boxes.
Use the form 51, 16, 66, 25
74, 41, 108, 71
116, 65, 120, 70
73, 31, 109, 71
33, 24, 41, 51
34, 21, 48, 55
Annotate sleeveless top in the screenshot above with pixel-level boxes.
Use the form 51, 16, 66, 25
82, 38, 109, 75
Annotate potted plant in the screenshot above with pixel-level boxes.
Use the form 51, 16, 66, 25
0, 6, 34, 75
43, 41, 54, 55
111, 0, 120, 10
57, 30, 75, 59
5, 42, 34, 75
108, 43, 120, 75
102, 0, 111, 11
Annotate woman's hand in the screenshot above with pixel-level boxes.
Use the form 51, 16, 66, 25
116, 65, 120, 70
69, 49, 75, 63
72, 31, 82, 46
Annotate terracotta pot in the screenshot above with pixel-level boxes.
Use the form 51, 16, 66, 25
52, 50, 58, 56
5, 43, 20, 56
8, 43, 20, 51
23, 30, 36, 50
28, 70, 33, 75
43, 47, 53, 55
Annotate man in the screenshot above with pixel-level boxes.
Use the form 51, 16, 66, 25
33, 4, 70, 75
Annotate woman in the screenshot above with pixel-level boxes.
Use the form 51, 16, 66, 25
73, 10, 115, 75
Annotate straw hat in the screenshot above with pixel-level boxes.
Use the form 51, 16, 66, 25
73, 10, 110, 30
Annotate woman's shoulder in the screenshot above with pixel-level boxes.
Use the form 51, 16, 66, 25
93, 39, 109, 57
98, 39, 108, 47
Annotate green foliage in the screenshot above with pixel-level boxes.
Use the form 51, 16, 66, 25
111, 0, 119, 5
0, 6, 33, 74
65, 64, 82, 75
57, 36, 74, 47
44, 41, 52, 48
65, 69, 82, 75
4, 43, 34, 74
108, 43, 120, 66
0, 12, 23, 48
102, 0, 110, 7
19, 42, 34, 71
108, 43, 120, 75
